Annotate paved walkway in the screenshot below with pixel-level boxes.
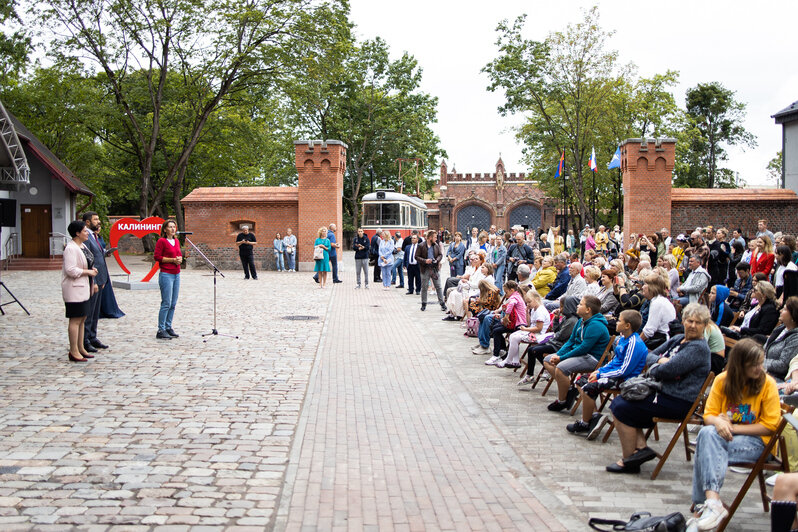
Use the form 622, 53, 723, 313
0, 252, 774, 530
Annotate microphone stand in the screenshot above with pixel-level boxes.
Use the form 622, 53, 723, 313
181, 235, 238, 341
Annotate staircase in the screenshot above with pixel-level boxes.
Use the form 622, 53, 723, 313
5, 257, 63, 271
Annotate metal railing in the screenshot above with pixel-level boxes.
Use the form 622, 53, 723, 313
3, 232, 18, 270
49, 232, 68, 258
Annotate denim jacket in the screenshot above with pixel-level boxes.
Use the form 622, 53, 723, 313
447, 242, 465, 270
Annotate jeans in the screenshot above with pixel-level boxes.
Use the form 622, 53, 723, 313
479, 313, 494, 348
355, 258, 369, 286
274, 251, 285, 271
391, 257, 404, 286
495, 264, 505, 293
692, 425, 765, 504
420, 269, 444, 306
158, 272, 180, 331
381, 264, 393, 287
285, 252, 295, 271
240, 254, 257, 279
677, 296, 690, 306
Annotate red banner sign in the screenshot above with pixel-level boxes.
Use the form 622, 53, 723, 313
109, 216, 165, 282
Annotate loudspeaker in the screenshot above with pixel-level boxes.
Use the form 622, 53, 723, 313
376, 191, 386, 200
0, 198, 16, 227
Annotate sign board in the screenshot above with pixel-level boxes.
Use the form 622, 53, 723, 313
109, 216, 165, 282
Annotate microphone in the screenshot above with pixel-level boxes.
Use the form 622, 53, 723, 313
176, 231, 193, 235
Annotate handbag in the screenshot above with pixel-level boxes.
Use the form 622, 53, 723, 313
465, 317, 480, 337
313, 245, 324, 260
619, 374, 662, 401
285, 245, 294, 254
588, 511, 686, 531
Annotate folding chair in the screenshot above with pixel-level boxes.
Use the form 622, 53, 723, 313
601, 371, 714, 449
569, 336, 617, 416
538, 335, 615, 398
715, 405, 795, 532
647, 372, 715, 480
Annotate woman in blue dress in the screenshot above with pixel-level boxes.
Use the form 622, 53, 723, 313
447, 231, 466, 277
313, 226, 331, 288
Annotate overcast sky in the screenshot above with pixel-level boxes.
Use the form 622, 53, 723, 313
349, 0, 798, 186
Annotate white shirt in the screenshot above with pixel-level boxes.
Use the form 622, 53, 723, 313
562, 275, 587, 300
584, 281, 601, 297
775, 262, 798, 288
528, 305, 552, 341
642, 295, 676, 339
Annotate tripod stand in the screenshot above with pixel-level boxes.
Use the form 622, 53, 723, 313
0, 258, 29, 316
182, 236, 238, 341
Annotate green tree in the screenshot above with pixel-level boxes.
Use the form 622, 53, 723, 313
39, 0, 349, 226
484, 8, 652, 227
767, 151, 783, 187
287, 37, 445, 229
674, 82, 756, 188
0, 0, 31, 92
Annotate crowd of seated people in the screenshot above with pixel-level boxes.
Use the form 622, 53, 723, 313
432, 219, 798, 530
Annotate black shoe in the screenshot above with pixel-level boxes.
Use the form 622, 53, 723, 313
606, 462, 640, 474
396, 285, 404, 289
83, 343, 98, 353
252, 277, 258, 280
406, 291, 413, 295
420, 304, 427, 311
566, 420, 590, 434
313, 276, 319, 284
90, 339, 108, 349
442, 315, 457, 321
623, 446, 657, 468
333, 280, 343, 284
440, 304, 447, 312
244, 276, 250, 280
547, 399, 568, 412
415, 292, 421, 295
166, 328, 179, 338
564, 387, 579, 409
156, 330, 173, 340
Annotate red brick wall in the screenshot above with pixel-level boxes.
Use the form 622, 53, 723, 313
621, 139, 675, 238
183, 202, 299, 270
671, 200, 798, 239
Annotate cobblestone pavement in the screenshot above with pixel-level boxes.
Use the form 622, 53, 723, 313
0, 253, 774, 530
0, 259, 329, 530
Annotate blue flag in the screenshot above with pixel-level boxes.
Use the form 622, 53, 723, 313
607, 146, 621, 169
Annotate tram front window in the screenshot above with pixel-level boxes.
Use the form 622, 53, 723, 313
380, 203, 400, 226
364, 204, 381, 225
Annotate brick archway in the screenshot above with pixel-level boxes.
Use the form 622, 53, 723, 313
506, 200, 542, 231
454, 200, 494, 235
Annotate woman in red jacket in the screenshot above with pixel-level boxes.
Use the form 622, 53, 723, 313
750, 235, 775, 280
154, 219, 182, 339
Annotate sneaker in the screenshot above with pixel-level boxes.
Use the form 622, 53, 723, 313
566, 420, 590, 434
485, 356, 500, 366
472, 346, 491, 355
495, 359, 506, 368
766, 472, 781, 486
498, 349, 507, 358
587, 414, 609, 441
694, 499, 728, 531
517, 375, 534, 386
564, 387, 579, 409
547, 399, 568, 412
729, 466, 749, 474
365, 285, 369, 289
355, 285, 361, 289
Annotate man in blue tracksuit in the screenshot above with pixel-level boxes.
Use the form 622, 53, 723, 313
567, 309, 648, 439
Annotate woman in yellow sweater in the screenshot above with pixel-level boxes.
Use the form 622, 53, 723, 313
531, 256, 557, 297
687, 338, 781, 530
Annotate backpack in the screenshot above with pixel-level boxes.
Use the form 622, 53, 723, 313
588, 511, 686, 531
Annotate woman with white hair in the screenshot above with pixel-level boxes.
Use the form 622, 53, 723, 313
378, 230, 395, 290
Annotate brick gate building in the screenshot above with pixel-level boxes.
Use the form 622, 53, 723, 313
428, 158, 554, 234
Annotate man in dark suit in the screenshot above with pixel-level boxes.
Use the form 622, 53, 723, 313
404, 234, 421, 295
82, 211, 110, 352
370, 231, 382, 282
416, 230, 445, 312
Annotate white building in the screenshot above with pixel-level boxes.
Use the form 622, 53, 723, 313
773, 100, 798, 194
0, 101, 93, 266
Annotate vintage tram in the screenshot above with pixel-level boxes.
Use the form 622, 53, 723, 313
361, 190, 428, 240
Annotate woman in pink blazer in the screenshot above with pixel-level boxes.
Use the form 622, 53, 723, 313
62, 220, 98, 362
